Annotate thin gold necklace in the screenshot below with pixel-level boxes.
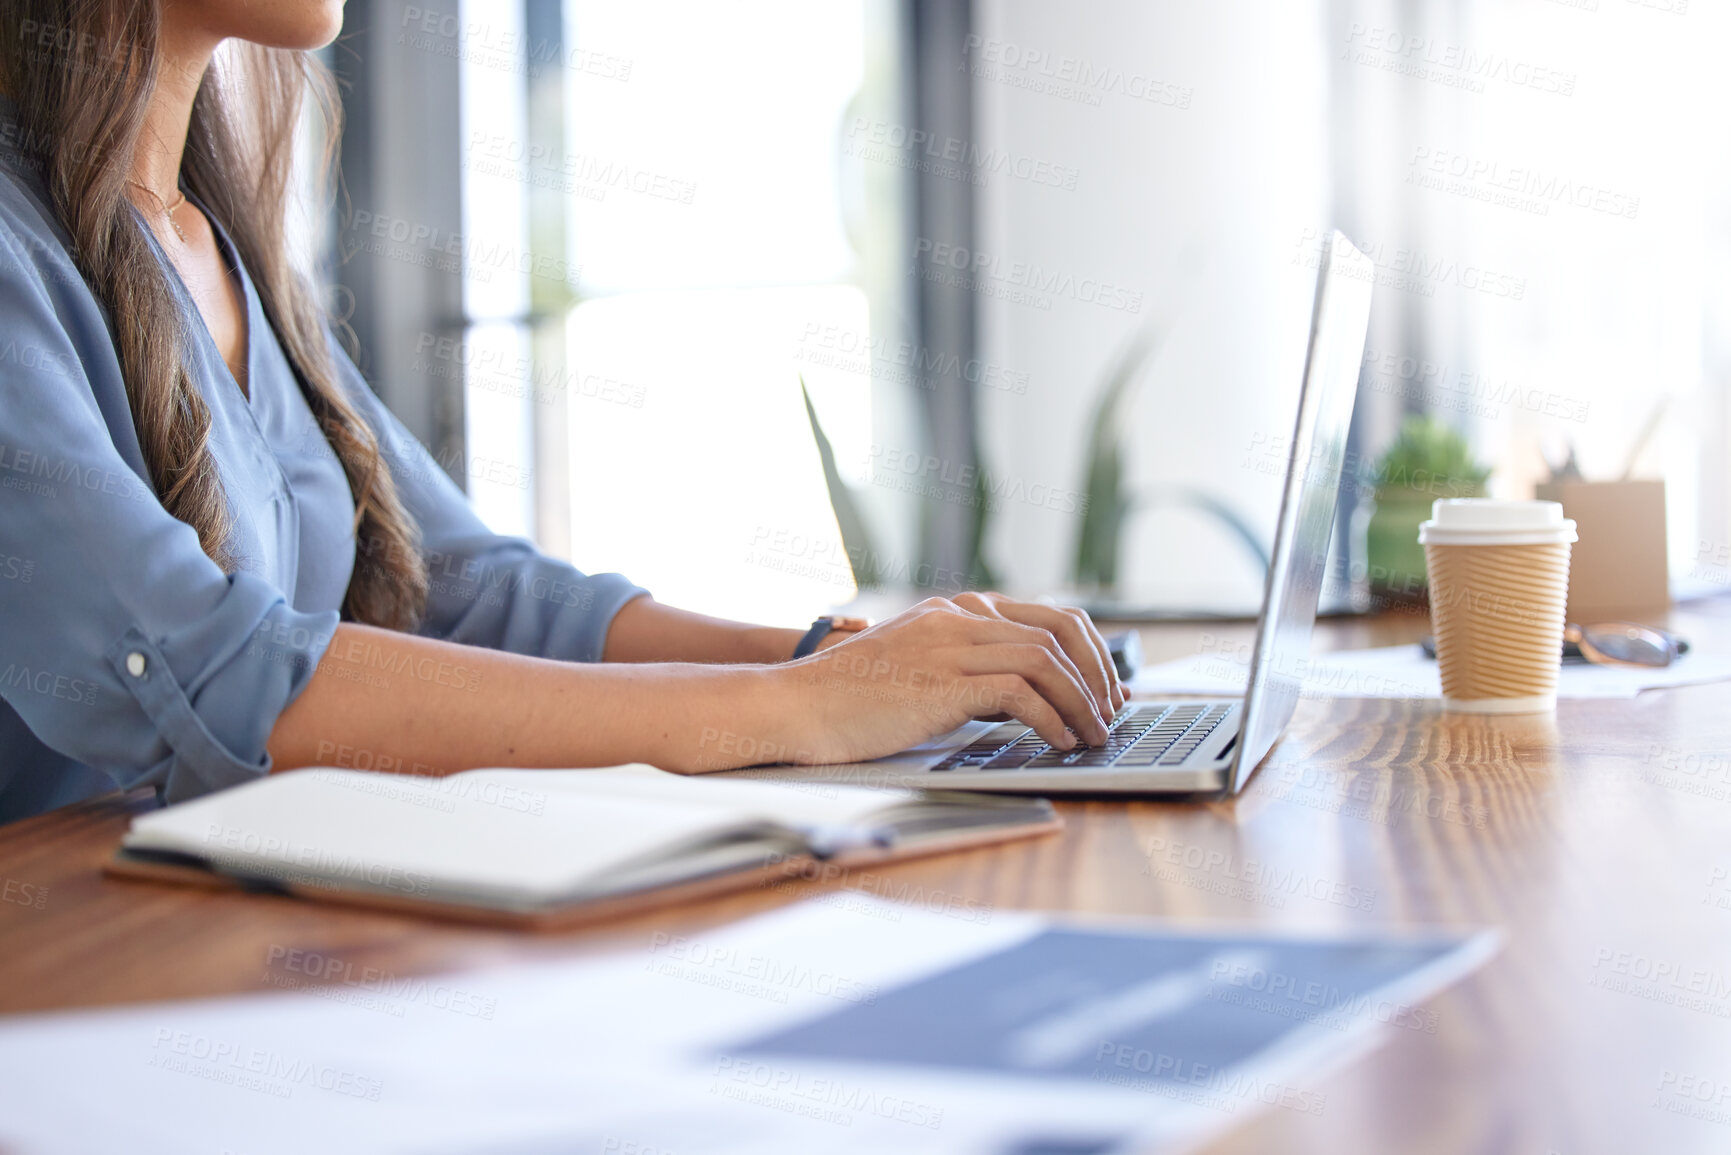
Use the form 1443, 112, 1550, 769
127, 179, 188, 243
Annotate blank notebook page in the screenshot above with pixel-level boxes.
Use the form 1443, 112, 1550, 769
123, 765, 918, 903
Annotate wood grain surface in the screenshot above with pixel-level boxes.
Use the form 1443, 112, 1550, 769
3, 602, 1730, 1154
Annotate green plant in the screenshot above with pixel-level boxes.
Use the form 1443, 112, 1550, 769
1374, 416, 1490, 497
1364, 416, 1489, 600
1071, 327, 1164, 589
960, 448, 999, 591
803, 376, 999, 593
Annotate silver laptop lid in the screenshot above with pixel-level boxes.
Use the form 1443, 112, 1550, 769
1232, 231, 1374, 792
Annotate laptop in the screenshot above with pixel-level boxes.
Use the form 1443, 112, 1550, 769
743, 231, 1374, 797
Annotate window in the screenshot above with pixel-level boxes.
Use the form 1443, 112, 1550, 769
453, 0, 911, 623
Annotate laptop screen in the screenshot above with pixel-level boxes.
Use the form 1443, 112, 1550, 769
1232, 232, 1375, 792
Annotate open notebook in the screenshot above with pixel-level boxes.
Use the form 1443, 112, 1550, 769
107, 765, 1060, 929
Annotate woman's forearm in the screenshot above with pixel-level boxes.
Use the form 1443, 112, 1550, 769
601, 594, 813, 664
267, 593, 1124, 781
266, 622, 783, 776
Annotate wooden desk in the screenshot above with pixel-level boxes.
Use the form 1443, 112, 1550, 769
3, 604, 1730, 1154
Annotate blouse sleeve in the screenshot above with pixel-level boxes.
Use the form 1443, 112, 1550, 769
327, 337, 649, 660
0, 221, 337, 805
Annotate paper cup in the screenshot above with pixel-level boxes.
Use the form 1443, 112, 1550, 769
1419, 500, 1577, 714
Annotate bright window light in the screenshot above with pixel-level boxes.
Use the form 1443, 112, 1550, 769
562, 0, 863, 294
458, 0, 533, 538
566, 286, 868, 623
557, 0, 872, 621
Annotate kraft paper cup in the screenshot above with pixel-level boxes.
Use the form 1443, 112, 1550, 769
1419, 500, 1577, 714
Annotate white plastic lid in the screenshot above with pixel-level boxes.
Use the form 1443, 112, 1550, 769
1418, 499, 1578, 546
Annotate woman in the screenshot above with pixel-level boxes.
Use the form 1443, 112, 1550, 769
0, 1, 1120, 824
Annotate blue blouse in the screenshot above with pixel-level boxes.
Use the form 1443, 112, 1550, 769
0, 141, 647, 824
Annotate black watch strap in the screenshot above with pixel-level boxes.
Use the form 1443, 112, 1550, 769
791, 616, 840, 660
790, 615, 868, 659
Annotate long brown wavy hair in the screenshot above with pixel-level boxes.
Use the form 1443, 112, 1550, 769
0, 3, 427, 629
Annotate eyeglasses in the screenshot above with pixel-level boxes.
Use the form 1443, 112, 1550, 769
1563, 622, 1688, 668
1419, 623, 1689, 668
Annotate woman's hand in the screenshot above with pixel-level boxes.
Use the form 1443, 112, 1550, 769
947, 591, 1125, 716
770, 594, 1124, 766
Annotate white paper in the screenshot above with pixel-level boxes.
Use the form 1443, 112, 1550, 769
0, 898, 1491, 1155
1130, 644, 1731, 701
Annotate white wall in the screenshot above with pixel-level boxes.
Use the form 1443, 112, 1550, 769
972, 0, 1331, 610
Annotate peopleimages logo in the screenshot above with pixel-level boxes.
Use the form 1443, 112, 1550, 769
866, 444, 1088, 516
264, 945, 499, 1019
1341, 24, 1578, 97
795, 322, 1030, 395
1090, 1043, 1327, 1116
465, 131, 696, 205
913, 238, 1144, 314
1293, 228, 1525, 302
1407, 147, 1640, 220
398, 7, 633, 81
846, 117, 1080, 190
1141, 835, 1378, 911
1360, 344, 1591, 424
1, 876, 47, 910
149, 1029, 384, 1101
1588, 947, 1731, 1014
0, 664, 98, 706
199, 825, 434, 897
0, 441, 153, 502
960, 34, 1194, 110
647, 933, 880, 1006
711, 1056, 945, 1130
1207, 958, 1441, 1033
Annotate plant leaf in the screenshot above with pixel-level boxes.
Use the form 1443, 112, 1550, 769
801, 377, 881, 589
1072, 326, 1165, 588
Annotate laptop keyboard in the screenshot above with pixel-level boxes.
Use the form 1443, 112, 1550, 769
930, 702, 1239, 773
